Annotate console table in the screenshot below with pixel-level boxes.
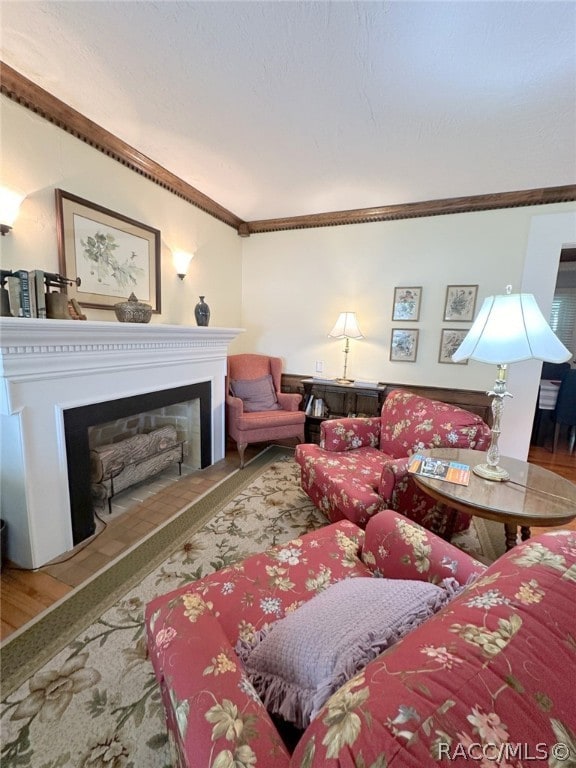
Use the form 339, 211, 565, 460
301, 378, 387, 442
281, 374, 492, 445
412, 447, 576, 550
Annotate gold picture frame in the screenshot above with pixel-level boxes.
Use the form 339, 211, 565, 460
55, 189, 161, 312
390, 328, 419, 362
439, 328, 469, 364
443, 285, 478, 322
392, 287, 422, 321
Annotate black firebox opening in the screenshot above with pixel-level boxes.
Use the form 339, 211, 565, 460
63, 382, 212, 545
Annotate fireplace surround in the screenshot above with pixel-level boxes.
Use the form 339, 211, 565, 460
0, 318, 242, 568
65, 381, 211, 543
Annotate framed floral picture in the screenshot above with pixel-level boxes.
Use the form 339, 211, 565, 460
443, 285, 478, 322
439, 328, 469, 364
55, 189, 161, 312
392, 287, 422, 321
390, 328, 419, 362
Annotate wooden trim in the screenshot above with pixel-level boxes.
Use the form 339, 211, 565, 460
0, 62, 244, 231
2, 62, 574, 237
281, 373, 493, 426
245, 185, 576, 234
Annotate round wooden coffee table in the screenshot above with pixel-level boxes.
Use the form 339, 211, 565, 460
412, 448, 576, 550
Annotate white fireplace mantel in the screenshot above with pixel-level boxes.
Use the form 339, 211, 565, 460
0, 318, 243, 567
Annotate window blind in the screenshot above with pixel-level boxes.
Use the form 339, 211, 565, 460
550, 288, 576, 355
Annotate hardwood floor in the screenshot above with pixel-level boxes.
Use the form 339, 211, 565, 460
526, 443, 576, 483
1, 441, 574, 642
0, 443, 263, 641
526, 442, 576, 536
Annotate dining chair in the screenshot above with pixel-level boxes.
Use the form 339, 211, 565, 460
552, 368, 576, 454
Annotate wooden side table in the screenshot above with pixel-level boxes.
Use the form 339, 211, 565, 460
301, 378, 386, 442
412, 448, 576, 551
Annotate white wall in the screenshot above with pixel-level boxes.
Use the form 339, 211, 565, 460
2, 94, 575, 462
241, 205, 576, 458
240, 207, 573, 380
0, 97, 244, 330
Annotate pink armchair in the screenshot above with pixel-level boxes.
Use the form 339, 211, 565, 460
226, 354, 306, 467
295, 389, 491, 536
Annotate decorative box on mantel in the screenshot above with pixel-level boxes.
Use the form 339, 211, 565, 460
0, 318, 243, 568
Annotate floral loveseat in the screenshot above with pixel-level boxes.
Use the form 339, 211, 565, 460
295, 389, 491, 536
145, 510, 576, 767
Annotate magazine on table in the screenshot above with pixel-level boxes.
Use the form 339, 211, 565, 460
408, 454, 471, 486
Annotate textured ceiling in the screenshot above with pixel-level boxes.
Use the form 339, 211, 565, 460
1, 1, 575, 222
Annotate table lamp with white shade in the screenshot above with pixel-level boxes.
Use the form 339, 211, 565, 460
452, 286, 571, 481
328, 311, 364, 383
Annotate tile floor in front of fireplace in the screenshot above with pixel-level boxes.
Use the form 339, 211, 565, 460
41, 444, 263, 588
0, 443, 266, 639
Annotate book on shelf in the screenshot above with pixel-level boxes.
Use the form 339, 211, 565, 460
30, 269, 47, 318
2, 270, 50, 318
28, 271, 38, 317
313, 398, 324, 418
304, 395, 315, 416
14, 269, 32, 317
6, 275, 22, 316
407, 454, 471, 486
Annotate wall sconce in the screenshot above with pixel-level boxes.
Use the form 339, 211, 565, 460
328, 311, 364, 383
173, 250, 194, 280
0, 186, 26, 235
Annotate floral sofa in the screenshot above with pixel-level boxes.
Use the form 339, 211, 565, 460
145, 509, 576, 768
294, 389, 491, 536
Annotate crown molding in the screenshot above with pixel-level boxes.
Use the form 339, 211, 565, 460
244, 185, 576, 234
2, 61, 574, 237
0, 62, 244, 231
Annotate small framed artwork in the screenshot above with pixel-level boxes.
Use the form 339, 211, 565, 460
439, 328, 469, 364
55, 189, 161, 312
443, 285, 478, 322
392, 287, 422, 321
390, 328, 419, 362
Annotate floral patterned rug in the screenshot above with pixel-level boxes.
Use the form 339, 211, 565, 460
0, 447, 501, 768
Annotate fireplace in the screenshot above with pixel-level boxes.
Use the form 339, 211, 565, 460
0, 318, 242, 568
65, 381, 212, 544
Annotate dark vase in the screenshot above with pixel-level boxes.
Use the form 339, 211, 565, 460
194, 296, 210, 326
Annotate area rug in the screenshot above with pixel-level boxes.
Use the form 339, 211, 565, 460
0, 446, 505, 768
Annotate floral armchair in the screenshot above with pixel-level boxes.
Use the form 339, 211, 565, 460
294, 389, 491, 535
145, 509, 576, 768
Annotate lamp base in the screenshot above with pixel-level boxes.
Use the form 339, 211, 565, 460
335, 377, 353, 385
473, 463, 510, 482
